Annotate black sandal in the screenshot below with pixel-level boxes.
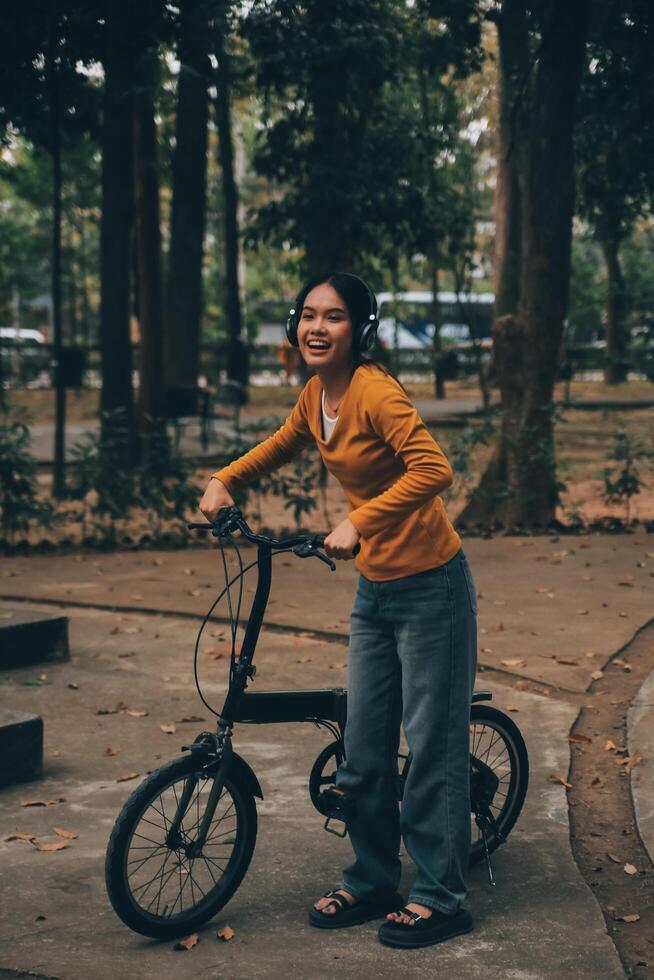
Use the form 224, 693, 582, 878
378, 906, 473, 948
309, 889, 405, 930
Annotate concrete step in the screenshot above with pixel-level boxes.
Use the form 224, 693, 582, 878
0, 709, 43, 786
0, 607, 69, 670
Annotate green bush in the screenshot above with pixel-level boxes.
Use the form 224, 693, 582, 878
0, 405, 55, 546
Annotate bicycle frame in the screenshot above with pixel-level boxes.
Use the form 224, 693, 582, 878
175, 511, 494, 852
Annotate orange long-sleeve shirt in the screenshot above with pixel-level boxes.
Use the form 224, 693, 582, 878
212, 363, 461, 581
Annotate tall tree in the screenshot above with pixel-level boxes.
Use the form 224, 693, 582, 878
460, 0, 589, 528
492, 0, 528, 319
0, 2, 100, 480
214, 3, 246, 386
99, 0, 138, 464
132, 1, 165, 438
575, 0, 654, 384
165, 0, 211, 392
245, 0, 403, 275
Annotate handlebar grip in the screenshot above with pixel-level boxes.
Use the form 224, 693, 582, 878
314, 534, 361, 558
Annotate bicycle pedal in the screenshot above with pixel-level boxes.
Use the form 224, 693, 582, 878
319, 786, 355, 837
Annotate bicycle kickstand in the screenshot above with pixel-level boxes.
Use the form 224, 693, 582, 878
475, 807, 506, 887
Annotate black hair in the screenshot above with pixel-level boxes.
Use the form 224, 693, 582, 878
294, 271, 404, 385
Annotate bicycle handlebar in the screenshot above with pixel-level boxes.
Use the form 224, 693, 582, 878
187, 506, 360, 569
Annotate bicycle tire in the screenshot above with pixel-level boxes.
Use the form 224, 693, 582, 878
468, 703, 529, 865
105, 753, 257, 939
307, 704, 528, 865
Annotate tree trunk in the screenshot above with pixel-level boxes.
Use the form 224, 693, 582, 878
165, 0, 210, 391
47, 25, 66, 498
133, 55, 165, 439
493, 0, 529, 320
100, 1, 137, 464
601, 236, 628, 384
459, 0, 588, 529
215, 20, 246, 388
430, 258, 445, 398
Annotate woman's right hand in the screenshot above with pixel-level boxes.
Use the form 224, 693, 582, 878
199, 478, 235, 523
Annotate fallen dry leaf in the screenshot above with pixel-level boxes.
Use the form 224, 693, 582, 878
591, 670, 604, 681
617, 913, 640, 923
104, 747, 120, 757
506, 706, 519, 712
130, 594, 144, 601
160, 724, 176, 735
125, 710, 148, 718
591, 776, 602, 787
117, 772, 139, 783
604, 740, 617, 751
216, 925, 235, 942
203, 646, 226, 659
481, 647, 493, 654
548, 774, 573, 789
568, 733, 591, 744
20, 798, 66, 808
53, 827, 78, 840
176, 715, 205, 724
513, 680, 528, 691
607, 852, 622, 863
494, 622, 505, 631
555, 658, 579, 667
173, 934, 199, 951
501, 658, 526, 668
624, 863, 638, 875
623, 753, 643, 772
67, 682, 79, 690
296, 657, 312, 663
575, 609, 589, 616
5, 832, 36, 842
612, 658, 632, 672
31, 839, 70, 852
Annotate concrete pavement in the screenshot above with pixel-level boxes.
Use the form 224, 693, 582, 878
0, 531, 652, 978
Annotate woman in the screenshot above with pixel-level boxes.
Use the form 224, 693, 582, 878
199, 272, 478, 950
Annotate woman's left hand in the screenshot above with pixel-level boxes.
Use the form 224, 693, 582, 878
323, 518, 361, 560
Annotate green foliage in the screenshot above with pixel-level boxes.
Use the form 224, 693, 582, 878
602, 430, 651, 524
0, 406, 55, 545
243, 0, 482, 276
67, 409, 200, 547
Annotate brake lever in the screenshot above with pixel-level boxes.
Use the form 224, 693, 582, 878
314, 550, 337, 572
291, 540, 336, 571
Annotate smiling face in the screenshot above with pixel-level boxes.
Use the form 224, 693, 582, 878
296, 282, 354, 374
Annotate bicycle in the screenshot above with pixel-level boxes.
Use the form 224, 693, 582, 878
105, 506, 529, 939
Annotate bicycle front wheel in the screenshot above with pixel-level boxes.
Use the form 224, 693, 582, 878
105, 754, 257, 939
469, 703, 529, 865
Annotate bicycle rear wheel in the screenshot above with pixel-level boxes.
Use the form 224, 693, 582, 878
468, 703, 529, 865
105, 754, 257, 939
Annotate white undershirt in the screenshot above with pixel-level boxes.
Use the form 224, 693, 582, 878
321, 389, 338, 442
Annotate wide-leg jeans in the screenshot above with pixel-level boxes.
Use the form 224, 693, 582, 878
334, 546, 478, 914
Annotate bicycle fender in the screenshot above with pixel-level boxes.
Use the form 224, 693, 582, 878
229, 751, 264, 800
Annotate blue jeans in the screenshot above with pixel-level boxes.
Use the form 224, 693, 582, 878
334, 546, 478, 914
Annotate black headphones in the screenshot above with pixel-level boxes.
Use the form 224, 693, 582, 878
285, 273, 379, 352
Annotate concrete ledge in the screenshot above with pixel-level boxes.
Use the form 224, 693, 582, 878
0, 608, 69, 669
0, 709, 43, 786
